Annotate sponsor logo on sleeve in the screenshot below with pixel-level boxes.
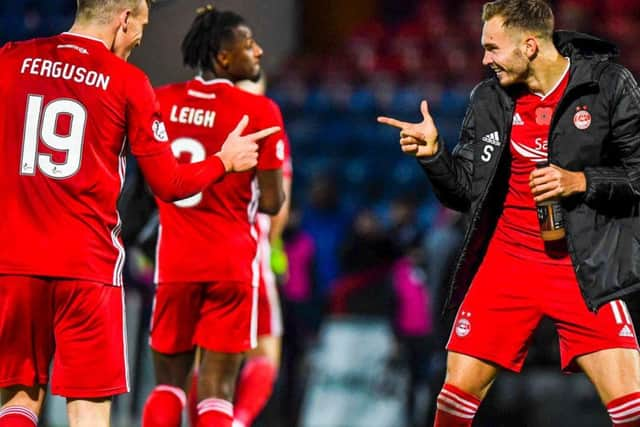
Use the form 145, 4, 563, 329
152, 120, 169, 142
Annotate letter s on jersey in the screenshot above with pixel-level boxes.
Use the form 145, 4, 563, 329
481, 144, 494, 162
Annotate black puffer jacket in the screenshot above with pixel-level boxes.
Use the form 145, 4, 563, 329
419, 31, 640, 312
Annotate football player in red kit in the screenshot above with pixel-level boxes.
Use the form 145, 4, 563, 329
232, 76, 293, 427
142, 6, 285, 427
0, 1, 278, 427
379, 1, 640, 426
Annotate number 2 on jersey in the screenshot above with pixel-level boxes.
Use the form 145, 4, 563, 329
20, 95, 86, 179
172, 137, 206, 208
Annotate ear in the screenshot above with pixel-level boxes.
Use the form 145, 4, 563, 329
117, 9, 132, 33
216, 50, 230, 69
523, 36, 539, 60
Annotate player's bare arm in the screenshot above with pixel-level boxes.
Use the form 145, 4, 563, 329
377, 100, 440, 157
216, 115, 280, 172
257, 168, 285, 215
529, 164, 586, 203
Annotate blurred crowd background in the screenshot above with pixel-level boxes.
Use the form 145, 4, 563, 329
3, 1, 640, 426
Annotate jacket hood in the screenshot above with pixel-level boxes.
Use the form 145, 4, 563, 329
554, 30, 619, 59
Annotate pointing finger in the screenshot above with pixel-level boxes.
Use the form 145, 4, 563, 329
377, 116, 410, 130
245, 126, 281, 141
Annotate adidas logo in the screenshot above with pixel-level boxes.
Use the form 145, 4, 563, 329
513, 113, 524, 126
619, 325, 634, 338
481, 131, 501, 146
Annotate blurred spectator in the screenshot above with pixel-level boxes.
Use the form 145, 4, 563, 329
301, 174, 351, 298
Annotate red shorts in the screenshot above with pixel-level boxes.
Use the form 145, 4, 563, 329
150, 281, 257, 354
257, 252, 283, 338
447, 241, 639, 372
0, 275, 128, 397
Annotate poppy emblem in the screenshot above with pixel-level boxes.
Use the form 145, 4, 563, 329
535, 107, 553, 125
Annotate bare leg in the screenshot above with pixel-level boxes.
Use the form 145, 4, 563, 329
66, 397, 111, 427
443, 351, 500, 399
152, 349, 196, 390
0, 385, 46, 416
198, 350, 244, 402
577, 348, 640, 404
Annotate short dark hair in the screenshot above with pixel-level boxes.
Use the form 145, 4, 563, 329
75, 0, 149, 25
181, 5, 245, 72
482, 0, 554, 39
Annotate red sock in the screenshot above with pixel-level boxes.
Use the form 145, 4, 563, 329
142, 385, 186, 427
607, 392, 640, 426
196, 398, 233, 427
234, 356, 277, 427
188, 368, 199, 427
0, 406, 38, 426
433, 383, 480, 427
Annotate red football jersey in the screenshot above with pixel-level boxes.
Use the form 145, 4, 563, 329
0, 33, 173, 286
492, 61, 572, 264
154, 77, 286, 284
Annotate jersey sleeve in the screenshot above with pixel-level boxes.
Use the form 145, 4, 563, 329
126, 70, 172, 157
256, 98, 286, 171
136, 148, 226, 202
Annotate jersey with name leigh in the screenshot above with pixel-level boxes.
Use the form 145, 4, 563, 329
154, 77, 286, 285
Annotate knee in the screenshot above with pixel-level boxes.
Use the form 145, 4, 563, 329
443, 357, 497, 399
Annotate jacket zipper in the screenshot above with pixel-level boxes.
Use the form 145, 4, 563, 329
547, 82, 597, 311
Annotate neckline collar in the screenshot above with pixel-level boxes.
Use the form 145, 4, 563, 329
531, 57, 571, 100
194, 76, 233, 86
61, 32, 109, 49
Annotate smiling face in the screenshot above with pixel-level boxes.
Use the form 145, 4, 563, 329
481, 16, 530, 87
217, 25, 263, 82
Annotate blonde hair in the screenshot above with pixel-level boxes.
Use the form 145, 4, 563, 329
75, 0, 149, 25
482, 0, 554, 39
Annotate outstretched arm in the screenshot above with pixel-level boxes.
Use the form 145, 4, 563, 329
378, 100, 475, 212
138, 116, 279, 202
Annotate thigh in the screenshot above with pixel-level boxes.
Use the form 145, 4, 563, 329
544, 265, 639, 372
196, 281, 257, 353
0, 275, 54, 388
149, 282, 203, 354
51, 281, 128, 398
446, 251, 543, 372
577, 348, 640, 404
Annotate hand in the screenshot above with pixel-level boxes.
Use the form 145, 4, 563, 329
529, 164, 586, 203
377, 100, 439, 157
217, 115, 280, 172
